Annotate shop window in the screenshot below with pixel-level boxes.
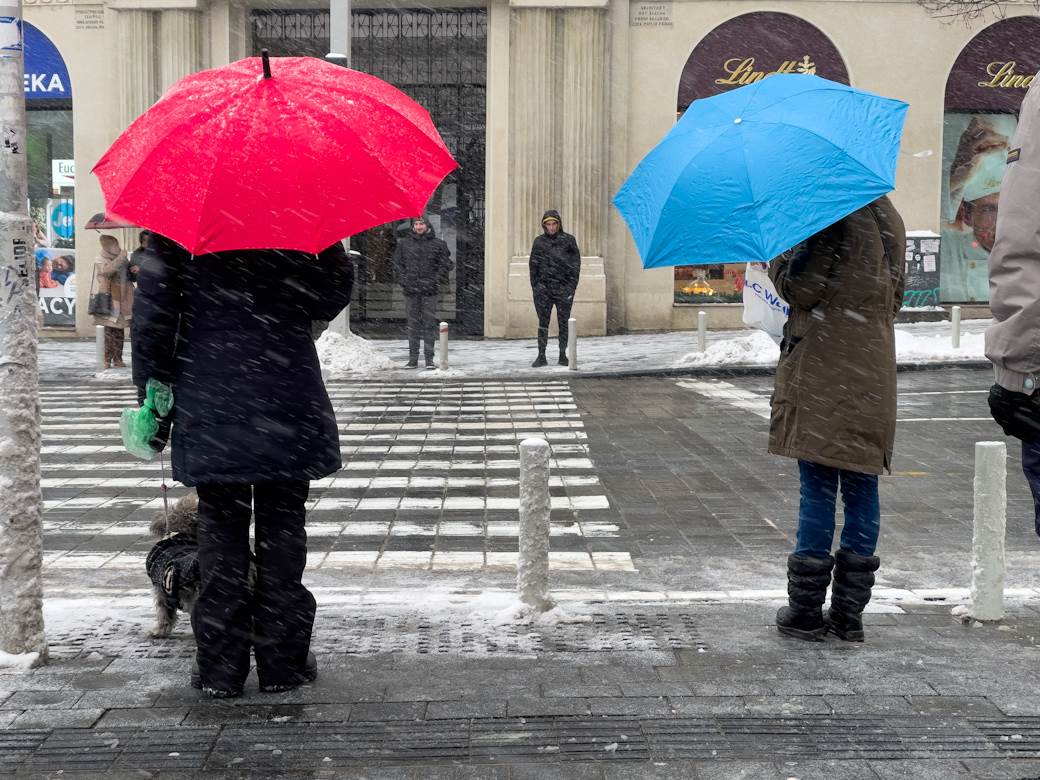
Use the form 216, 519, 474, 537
940, 17, 1040, 305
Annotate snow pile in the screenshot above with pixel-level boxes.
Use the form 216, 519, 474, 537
676, 330, 779, 368
316, 331, 394, 377
0, 650, 40, 673
895, 328, 985, 362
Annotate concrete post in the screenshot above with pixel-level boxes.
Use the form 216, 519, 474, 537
439, 321, 449, 370
970, 441, 1006, 622
567, 317, 577, 371
518, 438, 553, 611
697, 310, 707, 352
0, 2, 47, 662
95, 325, 106, 372
951, 305, 961, 349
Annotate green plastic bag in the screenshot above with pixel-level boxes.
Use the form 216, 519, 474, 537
120, 379, 174, 460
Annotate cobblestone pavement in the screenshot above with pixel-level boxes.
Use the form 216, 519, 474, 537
8, 368, 1040, 776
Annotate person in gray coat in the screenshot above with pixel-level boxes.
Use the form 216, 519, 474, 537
986, 76, 1040, 536
392, 217, 452, 369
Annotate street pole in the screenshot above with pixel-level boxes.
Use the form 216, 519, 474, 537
0, 4, 47, 664
327, 0, 352, 338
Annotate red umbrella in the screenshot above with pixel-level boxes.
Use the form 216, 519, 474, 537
91, 52, 457, 255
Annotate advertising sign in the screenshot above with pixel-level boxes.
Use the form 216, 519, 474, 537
35, 246, 75, 327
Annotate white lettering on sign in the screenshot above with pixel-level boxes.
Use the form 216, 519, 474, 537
23, 73, 65, 94
38, 295, 74, 315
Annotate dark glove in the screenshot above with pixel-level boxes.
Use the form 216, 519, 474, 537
149, 414, 172, 454
988, 384, 1040, 442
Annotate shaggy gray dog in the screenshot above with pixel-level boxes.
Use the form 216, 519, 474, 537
145, 493, 201, 638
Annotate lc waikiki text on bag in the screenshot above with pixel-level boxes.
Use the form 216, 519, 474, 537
742, 262, 789, 344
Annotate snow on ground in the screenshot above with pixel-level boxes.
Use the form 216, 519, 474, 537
316, 330, 395, 377
39, 318, 992, 383
0, 650, 41, 673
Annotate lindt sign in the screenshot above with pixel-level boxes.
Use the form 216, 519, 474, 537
945, 17, 1040, 113
678, 12, 849, 111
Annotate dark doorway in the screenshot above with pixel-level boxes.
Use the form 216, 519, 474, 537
251, 9, 487, 336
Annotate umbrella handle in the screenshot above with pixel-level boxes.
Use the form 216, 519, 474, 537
261, 49, 272, 79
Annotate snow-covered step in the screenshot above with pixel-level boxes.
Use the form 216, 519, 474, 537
42, 549, 635, 573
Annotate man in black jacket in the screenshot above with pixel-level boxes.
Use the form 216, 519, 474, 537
132, 235, 353, 698
529, 210, 581, 367
392, 217, 452, 369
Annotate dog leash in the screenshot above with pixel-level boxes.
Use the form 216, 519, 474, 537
159, 450, 171, 535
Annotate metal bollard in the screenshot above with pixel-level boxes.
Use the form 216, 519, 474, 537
518, 438, 554, 611
951, 305, 961, 349
567, 317, 577, 371
970, 441, 1007, 622
439, 321, 449, 370
95, 325, 106, 372
697, 310, 707, 352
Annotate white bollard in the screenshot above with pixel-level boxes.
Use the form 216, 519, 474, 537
951, 305, 961, 349
697, 310, 707, 352
439, 321, 449, 370
567, 317, 577, 371
518, 438, 554, 611
970, 441, 1007, 622
95, 325, 106, 372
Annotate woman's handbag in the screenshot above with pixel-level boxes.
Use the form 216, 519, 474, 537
87, 264, 113, 316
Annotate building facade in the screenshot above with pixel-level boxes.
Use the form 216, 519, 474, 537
24, 0, 1040, 339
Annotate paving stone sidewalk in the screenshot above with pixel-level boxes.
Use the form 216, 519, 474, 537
4, 600, 1040, 778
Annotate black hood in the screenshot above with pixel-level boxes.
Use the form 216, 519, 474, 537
541, 209, 563, 235
402, 218, 436, 240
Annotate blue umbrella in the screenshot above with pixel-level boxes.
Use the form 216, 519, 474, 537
613, 74, 909, 268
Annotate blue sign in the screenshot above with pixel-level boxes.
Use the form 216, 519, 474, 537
50, 201, 74, 240
23, 22, 70, 101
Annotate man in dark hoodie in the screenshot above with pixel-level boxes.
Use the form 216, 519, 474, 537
529, 210, 581, 367
392, 216, 453, 368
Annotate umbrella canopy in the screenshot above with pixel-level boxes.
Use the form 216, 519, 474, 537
92, 53, 457, 255
84, 212, 137, 230
613, 74, 908, 268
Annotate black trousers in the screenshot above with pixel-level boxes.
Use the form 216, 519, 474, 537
534, 291, 574, 358
404, 293, 438, 361
192, 480, 315, 692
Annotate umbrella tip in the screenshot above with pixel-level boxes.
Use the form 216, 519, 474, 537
261, 49, 272, 79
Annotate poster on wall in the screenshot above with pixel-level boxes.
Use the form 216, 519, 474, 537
939, 113, 1016, 303
940, 16, 1040, 304
35, 246, 76, 327
674, 11, 850, 304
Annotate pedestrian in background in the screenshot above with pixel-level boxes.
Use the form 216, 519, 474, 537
986, 78, 1040, 534
132, 234, 354, 698
392, 216, 452, 369
91, 234, 134, 369
529, 210, 581, 367
769, 196, 905, 643
129, 229, 156, 284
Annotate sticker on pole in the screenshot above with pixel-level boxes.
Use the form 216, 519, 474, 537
0, 15, 22, 56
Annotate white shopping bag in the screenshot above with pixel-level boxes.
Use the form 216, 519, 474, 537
741, 262, 789, 344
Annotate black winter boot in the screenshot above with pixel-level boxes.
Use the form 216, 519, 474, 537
826, 550, 880, 642
776, 553, 834, 641
531, 354, 548, 368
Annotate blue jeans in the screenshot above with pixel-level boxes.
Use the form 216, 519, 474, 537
794, 460, 881, 558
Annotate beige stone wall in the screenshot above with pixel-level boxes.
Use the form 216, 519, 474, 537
618, 0, 1035, 331
27, 0, 1032, 337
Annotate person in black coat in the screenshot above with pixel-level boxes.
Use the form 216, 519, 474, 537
132, 233, 353, 698
529, 209, 581, 367
392, 216, 452, 368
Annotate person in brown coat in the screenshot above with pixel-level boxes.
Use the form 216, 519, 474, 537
768, 195, 905, 643
90, 234, 135, 369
